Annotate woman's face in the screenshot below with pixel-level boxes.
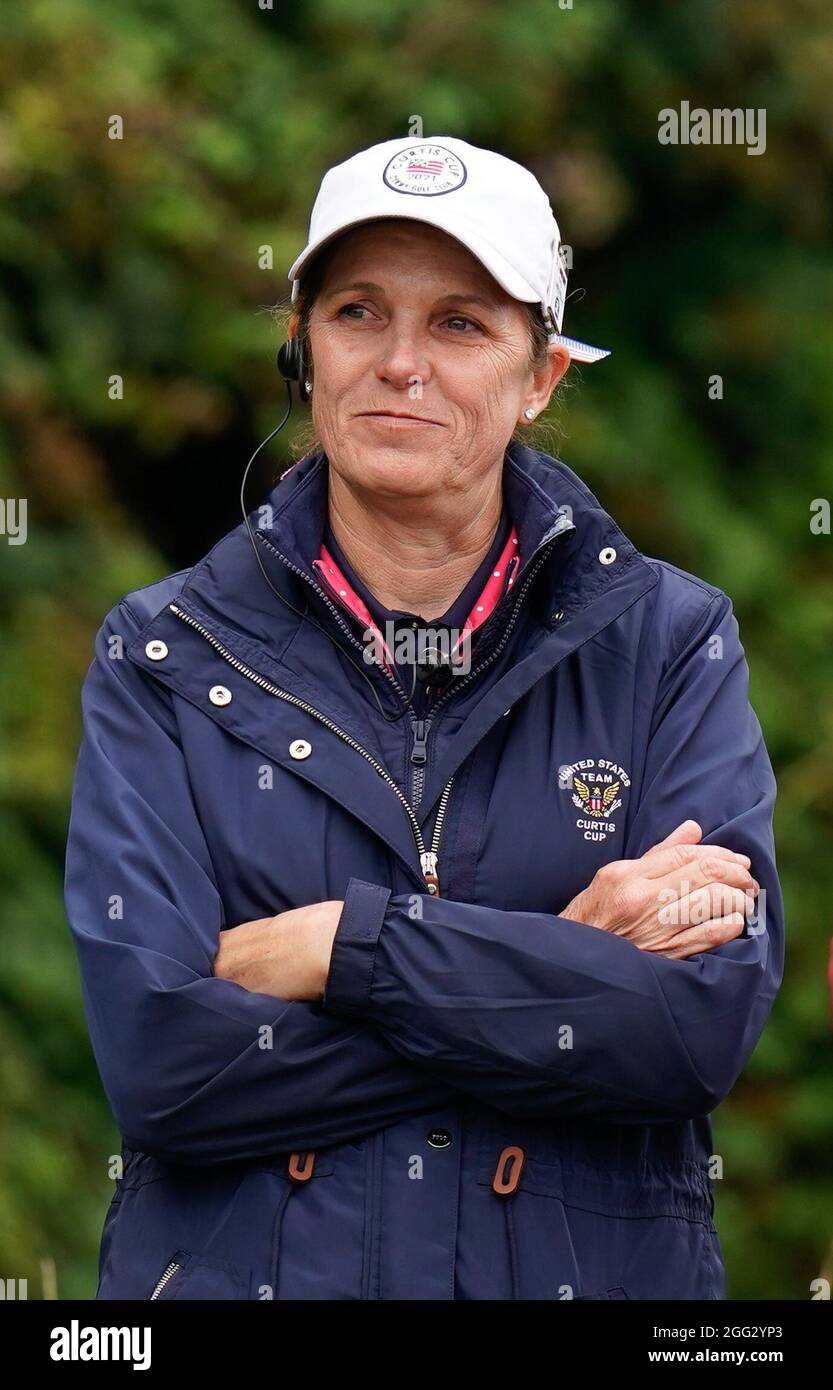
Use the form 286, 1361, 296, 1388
305, 220, 569, 503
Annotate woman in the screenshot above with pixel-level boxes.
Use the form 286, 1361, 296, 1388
64, 135, 784, 1301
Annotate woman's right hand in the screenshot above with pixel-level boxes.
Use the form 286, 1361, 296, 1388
559, 819, 759, 959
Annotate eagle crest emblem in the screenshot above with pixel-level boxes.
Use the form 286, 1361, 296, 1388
572, 777, 622, 818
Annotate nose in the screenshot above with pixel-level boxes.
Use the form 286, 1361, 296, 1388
374, 326, 432, 393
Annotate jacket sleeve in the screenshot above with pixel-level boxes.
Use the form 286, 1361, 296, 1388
63, 599, 456, 1166
321, 590, 785, 1124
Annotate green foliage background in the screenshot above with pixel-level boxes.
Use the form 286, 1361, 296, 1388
0, 0, 830, 1299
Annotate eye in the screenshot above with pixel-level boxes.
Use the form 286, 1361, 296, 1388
443, 315, 482, 334
336, 302, 370, 320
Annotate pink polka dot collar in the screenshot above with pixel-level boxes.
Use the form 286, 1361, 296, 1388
312, 526, 521, 673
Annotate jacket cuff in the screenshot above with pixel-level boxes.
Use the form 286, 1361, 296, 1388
321, 877, 391, 1016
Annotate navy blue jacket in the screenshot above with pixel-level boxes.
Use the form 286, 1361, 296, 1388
63, 443, 784, 1300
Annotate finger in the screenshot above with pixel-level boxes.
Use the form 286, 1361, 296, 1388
655, 910, 748, 959
647, 819, 702, 852
671, 883, 756, 928
642, 840, 752, 882
656, 861, 758, 907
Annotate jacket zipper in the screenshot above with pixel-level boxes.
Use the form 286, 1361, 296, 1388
256, 522, 570, 820
410, 716, 431, 808
255, 530, 412, 708
260, 533, 430, 812
149, 1259, 182, 1299
429, 531, 566, 713
167, 603, 451, 895
419, 778, 452, 895
407, 528, 569, 810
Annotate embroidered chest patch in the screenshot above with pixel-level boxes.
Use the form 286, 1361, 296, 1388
559, 758, 631, 843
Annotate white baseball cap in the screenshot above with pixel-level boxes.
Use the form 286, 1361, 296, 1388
287, 135, 610, 365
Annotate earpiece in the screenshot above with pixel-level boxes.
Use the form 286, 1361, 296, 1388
276, 333, 311, 402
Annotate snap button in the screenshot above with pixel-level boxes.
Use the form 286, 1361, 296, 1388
598, 547, 617, 566
427, 1128, 452, 1149
289, 739, 312, 760
145, 639, 168, 661
209, 685, 232, 706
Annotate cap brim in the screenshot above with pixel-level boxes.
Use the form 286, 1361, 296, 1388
289, 211, 611, 364
288, 207, 538, 300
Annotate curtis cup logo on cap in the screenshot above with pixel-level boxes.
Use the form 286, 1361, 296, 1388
383, 144, 468, 196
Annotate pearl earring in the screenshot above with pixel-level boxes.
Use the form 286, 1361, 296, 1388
524, 407, 535, 420
304, 380, 313, 396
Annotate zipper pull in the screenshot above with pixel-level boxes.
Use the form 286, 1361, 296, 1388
420, 851, 440, 896
411, 718, 429, 765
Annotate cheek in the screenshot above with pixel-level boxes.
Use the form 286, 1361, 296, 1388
312, 352, 355, 401
309, 328, 368, 398
449, 352, 525, 426
310, 367, 362, 444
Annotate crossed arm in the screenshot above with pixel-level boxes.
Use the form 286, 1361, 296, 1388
64, 593, 783, 1165
214, 820, 760, 1002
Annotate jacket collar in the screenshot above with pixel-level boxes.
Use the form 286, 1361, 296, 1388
141, 443, 591, 673
127, 440, 659, 729
313, 523, 522, 672
125, 445, 658, 853
249, 443, 577, 594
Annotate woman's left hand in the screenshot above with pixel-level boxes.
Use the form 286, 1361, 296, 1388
214, 900, 344, 1001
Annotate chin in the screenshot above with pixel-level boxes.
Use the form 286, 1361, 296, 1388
340, 443, 442, 496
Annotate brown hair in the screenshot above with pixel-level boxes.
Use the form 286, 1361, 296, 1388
265, 232, 574, 461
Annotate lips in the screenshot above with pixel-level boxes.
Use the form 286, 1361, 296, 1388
357, 410, 444, 426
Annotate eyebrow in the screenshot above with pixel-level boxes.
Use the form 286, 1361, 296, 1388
324, 280, 386, 298
324, 282, 503, 311
434, 292, 502, 311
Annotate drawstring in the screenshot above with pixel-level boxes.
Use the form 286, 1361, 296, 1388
274, 1148, 526, 1297
492, 1145, 525, 1300
506, 1202, 521, 1301
270, 1151, 316, 1296
268, 1185, 292, 1298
